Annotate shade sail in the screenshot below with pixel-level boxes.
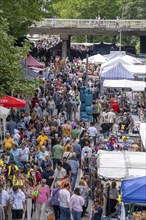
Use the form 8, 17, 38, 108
0, 96, 26, 108
97, 150, 146, 179
101, 62, 134, 80
24, 55, 45, 69
122, 176, 146, 204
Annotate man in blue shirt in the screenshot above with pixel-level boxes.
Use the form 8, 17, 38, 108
42, 164, 54, 187
92, 199, 103, 220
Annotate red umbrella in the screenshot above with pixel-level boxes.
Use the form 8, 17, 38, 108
0, 96, 26, 108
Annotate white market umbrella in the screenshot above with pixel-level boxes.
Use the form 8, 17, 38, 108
0, 106, 10, 136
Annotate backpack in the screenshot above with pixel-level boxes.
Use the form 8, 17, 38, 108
36, 171, 42, 183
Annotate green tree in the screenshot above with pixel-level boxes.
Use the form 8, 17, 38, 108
0, 16, 40, 97
121, 0, 146, 19
0, 0, 54, 37
53, 0, 121, 19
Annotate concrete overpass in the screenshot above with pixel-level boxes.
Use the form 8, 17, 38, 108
28, 19, 146, 57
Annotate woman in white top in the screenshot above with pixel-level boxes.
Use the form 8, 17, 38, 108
23, 179, 34, 220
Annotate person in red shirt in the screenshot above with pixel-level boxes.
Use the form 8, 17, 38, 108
112, 101, 120, 113
31, 96, 39, 109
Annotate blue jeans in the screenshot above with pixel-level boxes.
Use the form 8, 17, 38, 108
60, 207, 70, 220
71, 173, 78, 190
66, 111, 72, 121
48, 108, 53, 115
72, 209, 82, 220
52, 205, 60, 220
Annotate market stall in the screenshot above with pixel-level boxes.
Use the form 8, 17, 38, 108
97, 150, 146, 179
121, 176, 146, 220
101, 55, 141, 71
103, 80, 146, 91
83, 53, 108, 64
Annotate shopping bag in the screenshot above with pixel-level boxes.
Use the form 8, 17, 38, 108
47, 208, 55, 220
33, 185, 40, 198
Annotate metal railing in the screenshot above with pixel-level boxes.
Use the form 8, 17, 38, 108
33, 19, 146, 30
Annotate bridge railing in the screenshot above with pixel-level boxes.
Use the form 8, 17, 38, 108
33, 19, 146, 29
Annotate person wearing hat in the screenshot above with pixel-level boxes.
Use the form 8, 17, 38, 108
91, 198, 103, 220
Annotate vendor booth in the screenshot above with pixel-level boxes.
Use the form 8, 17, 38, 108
23, 55, 45, 69
122, 176, 146, 204
101, 63, 134, 81
97, 150, 146, 179
101, 55, 142, 70
103, 80, 146, 91
121, 176, 146, 220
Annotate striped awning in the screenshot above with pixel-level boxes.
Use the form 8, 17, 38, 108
101, 62, 134, 80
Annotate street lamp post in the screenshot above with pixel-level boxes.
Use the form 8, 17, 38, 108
119, 29, 122, 52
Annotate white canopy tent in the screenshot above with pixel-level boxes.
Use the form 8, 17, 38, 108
104, 51, 126, 60
83, 54, 108, 64
101, 56, 142, 70
97, 150, 146, 179
122, 55, 142, 64
123, 64, 146, 77
103, 80, 146, 91
140, 123, 146, 150
0, 106, 10, 137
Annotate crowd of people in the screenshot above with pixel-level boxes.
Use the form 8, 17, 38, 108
0, 53, 145, 220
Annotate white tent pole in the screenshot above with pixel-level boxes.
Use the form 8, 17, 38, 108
120, 202, 126, 220
3, 117, 6, 137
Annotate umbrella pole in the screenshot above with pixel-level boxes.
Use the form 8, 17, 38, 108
0, 119, 2, 148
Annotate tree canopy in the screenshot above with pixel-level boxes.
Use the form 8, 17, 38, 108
121, 0, 146, 19
52, 0, 121, 19
0, 0, 54, 37
52, 0, 146, 20
0, 16, 40, 97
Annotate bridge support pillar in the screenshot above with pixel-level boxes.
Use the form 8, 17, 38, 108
60, 35, 70, 58
140, 36, 146, 54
